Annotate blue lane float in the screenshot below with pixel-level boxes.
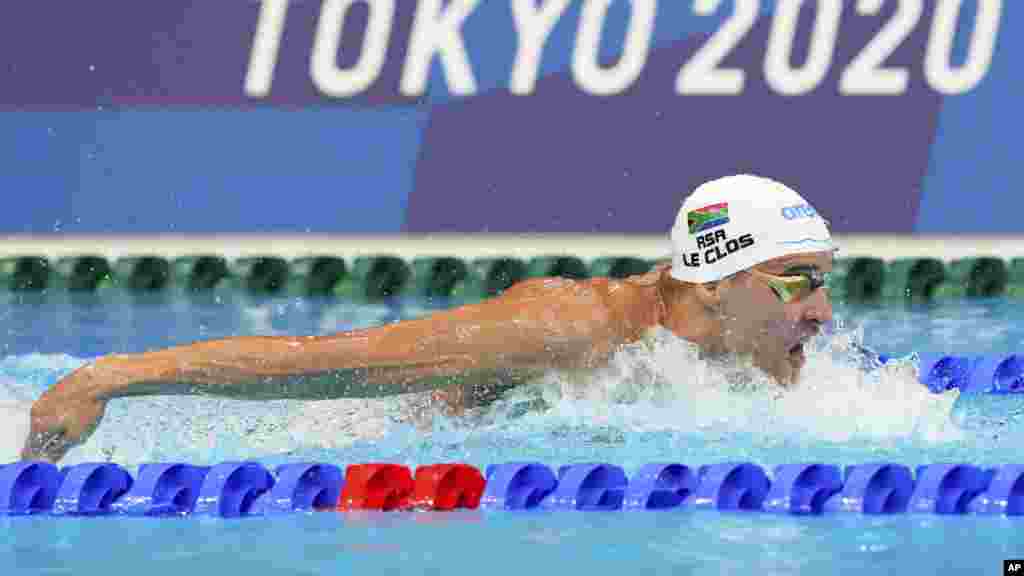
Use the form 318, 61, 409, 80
480, 462, 557, 510
908, 464, 990, 515
541, 464, 628, 511
968, 465, 1024, 515
764, 464, 843, 516
967, 355, 1024, 394
52, 463, 133, 516
689, 463, 771, 511
110, 463, 210, 517
918, 355, 974, 393
823, 463, 914, 514
193, 462, 275, 518
250, 463, 343, 515
622, 463, 697, 510
0, 461, 61, 515
916, 354, 1024, 394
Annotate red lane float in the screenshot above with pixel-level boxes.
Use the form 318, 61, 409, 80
410, 464, 485, 511
336, 463, 485, 511
337, 464, 413, 511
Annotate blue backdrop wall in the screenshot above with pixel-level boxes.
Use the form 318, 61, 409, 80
0, 0, 1018, 234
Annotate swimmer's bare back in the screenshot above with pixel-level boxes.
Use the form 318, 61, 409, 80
22, 267, 669, 463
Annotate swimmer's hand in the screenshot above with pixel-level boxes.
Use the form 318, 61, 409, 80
20, 360, 122, 463
22, 384, 108, 464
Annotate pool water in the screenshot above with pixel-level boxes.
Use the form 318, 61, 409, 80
1, 291, 1023, 575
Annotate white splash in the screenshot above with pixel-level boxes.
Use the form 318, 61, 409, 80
0, 328, 975, 468
0, 355, 85, 464
0, 396, 31, 463
485, 326, 963, 447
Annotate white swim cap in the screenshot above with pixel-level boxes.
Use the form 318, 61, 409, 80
670, 175, 834, 284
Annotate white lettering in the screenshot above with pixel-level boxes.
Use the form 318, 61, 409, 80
245, 0, 291, 98
840, 0, 922, 96
765, 0, 844, 96
925, 0, 1002, 95
676, 0, 758, 96
311, 0, 395, 98
244, 0, 1003, 100
400, 0, 481, 97
509, 0, 572, 95
572, 0, 657, 96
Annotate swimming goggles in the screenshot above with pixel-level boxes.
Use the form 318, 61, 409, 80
750, 265, 829, 303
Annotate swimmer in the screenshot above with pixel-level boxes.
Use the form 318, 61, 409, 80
22, 174, 834, 463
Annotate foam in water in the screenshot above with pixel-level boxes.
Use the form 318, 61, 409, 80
0, 325, 1000, 468
484, 326, 963, 444
0, 354, 87, 463
0, 397, 30, 462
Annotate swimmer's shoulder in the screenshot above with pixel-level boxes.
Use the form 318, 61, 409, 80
500, 262, 669, 340
601, 261, 670, 340
621, 260, 671, 289
501, 262, 666, 300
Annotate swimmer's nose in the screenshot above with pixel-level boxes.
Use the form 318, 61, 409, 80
803, 285, 833, 324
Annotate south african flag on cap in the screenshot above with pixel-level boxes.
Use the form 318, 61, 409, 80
687, 202, 729, 234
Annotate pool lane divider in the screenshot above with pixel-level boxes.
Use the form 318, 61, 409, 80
3, 255, 1024, 302
917, 354, 1024, 393
1, 460, 1021, 518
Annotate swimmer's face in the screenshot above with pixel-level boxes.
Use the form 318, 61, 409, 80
717, 251, 834, 385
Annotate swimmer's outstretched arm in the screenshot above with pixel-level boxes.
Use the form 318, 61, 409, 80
23, 279, 627, 462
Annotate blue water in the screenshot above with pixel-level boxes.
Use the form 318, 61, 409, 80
1, 291, 1023, 575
